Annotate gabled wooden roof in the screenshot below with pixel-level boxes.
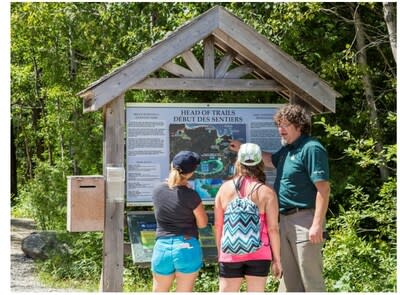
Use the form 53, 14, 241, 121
78, 6, 340, 113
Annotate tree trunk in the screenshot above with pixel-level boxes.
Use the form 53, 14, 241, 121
68, 20, 79, 175
382, 2, 397, 63
31, 51, 45, 163
150, 8, 159, 43
71, 109, 80, 175
353, 5, 390, 181
69, 23, 77, 80
11, 121, 18, 204
23, 130, 33, 179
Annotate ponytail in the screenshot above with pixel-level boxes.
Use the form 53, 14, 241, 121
167, 164, 191, 189
234, 160, 266, 183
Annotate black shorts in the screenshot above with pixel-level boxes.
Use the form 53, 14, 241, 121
219, 260, 271, 278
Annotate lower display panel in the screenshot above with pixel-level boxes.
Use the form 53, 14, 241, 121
127, 211, 217, 265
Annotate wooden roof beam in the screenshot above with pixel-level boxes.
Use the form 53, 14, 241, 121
180, 50, 204, 77
130, 78, 284, 91
215, 52, 234, 78
161, 61, 199, 78
214, 38, 270, 80
204, 37, 215, 78
223, 63, 254, 79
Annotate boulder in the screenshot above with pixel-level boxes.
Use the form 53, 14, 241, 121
21, 231, 57, 260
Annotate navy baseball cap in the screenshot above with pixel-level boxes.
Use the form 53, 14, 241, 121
172, 151, 201, 174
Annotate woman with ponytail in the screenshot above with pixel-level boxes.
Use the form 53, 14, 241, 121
151, 151, 208, 292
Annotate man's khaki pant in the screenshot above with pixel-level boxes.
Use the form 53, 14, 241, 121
278, 209, 326, 292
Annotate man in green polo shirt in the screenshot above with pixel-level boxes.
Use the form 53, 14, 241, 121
229, 104, 330, 292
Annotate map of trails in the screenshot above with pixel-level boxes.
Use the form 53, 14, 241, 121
169, 124, 246, 199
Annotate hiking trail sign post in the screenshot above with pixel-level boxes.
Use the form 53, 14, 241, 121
75, 6, 339, 292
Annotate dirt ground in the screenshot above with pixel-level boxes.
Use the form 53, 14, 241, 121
10, 218, 82, 292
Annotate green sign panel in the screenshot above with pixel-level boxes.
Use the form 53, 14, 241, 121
127, 211, 217, 265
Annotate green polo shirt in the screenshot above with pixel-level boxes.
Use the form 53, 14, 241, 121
271, 134, 329, 210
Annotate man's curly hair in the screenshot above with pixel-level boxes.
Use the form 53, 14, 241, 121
274, 104, 311, 135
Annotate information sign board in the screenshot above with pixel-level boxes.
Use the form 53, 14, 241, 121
127, 211, 217, 264
126, 103, 282, 205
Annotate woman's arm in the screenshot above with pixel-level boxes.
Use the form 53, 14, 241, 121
264, 187, 283, 279
193, 202, 208, 229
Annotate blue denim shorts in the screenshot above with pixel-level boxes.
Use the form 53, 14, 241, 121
151, 235, 203, 275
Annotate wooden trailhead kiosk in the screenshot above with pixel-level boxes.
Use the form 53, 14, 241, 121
71, 6, 340, 292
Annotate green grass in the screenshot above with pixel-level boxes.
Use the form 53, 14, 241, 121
38, 267, 99, 291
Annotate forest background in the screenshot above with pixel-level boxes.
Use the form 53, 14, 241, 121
9, 2, 397, 292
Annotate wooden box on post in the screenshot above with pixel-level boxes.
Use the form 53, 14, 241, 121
67, 176, 105, 232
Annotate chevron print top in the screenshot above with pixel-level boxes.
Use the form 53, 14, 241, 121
221, 178, 263, 255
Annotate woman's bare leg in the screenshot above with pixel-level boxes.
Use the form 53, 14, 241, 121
219, 277, 243, 292
152, 273, 175, 292
245, 275, 267, 292
175, 271, 198, 292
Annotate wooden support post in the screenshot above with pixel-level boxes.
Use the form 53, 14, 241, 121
204, 37, 215, 78
101, 95, 125, 292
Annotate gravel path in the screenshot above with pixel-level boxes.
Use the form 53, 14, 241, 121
10, 218, 83, 292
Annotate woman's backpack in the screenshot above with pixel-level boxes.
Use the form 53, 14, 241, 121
221, 177, 263, 255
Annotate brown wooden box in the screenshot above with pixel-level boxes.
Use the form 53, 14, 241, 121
67, 176, 105, 232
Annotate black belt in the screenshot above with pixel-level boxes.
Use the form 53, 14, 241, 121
280, 207, 311, 216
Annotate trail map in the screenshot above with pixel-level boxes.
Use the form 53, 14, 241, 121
126, 104, 281, 205
170, 124, 246, 199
